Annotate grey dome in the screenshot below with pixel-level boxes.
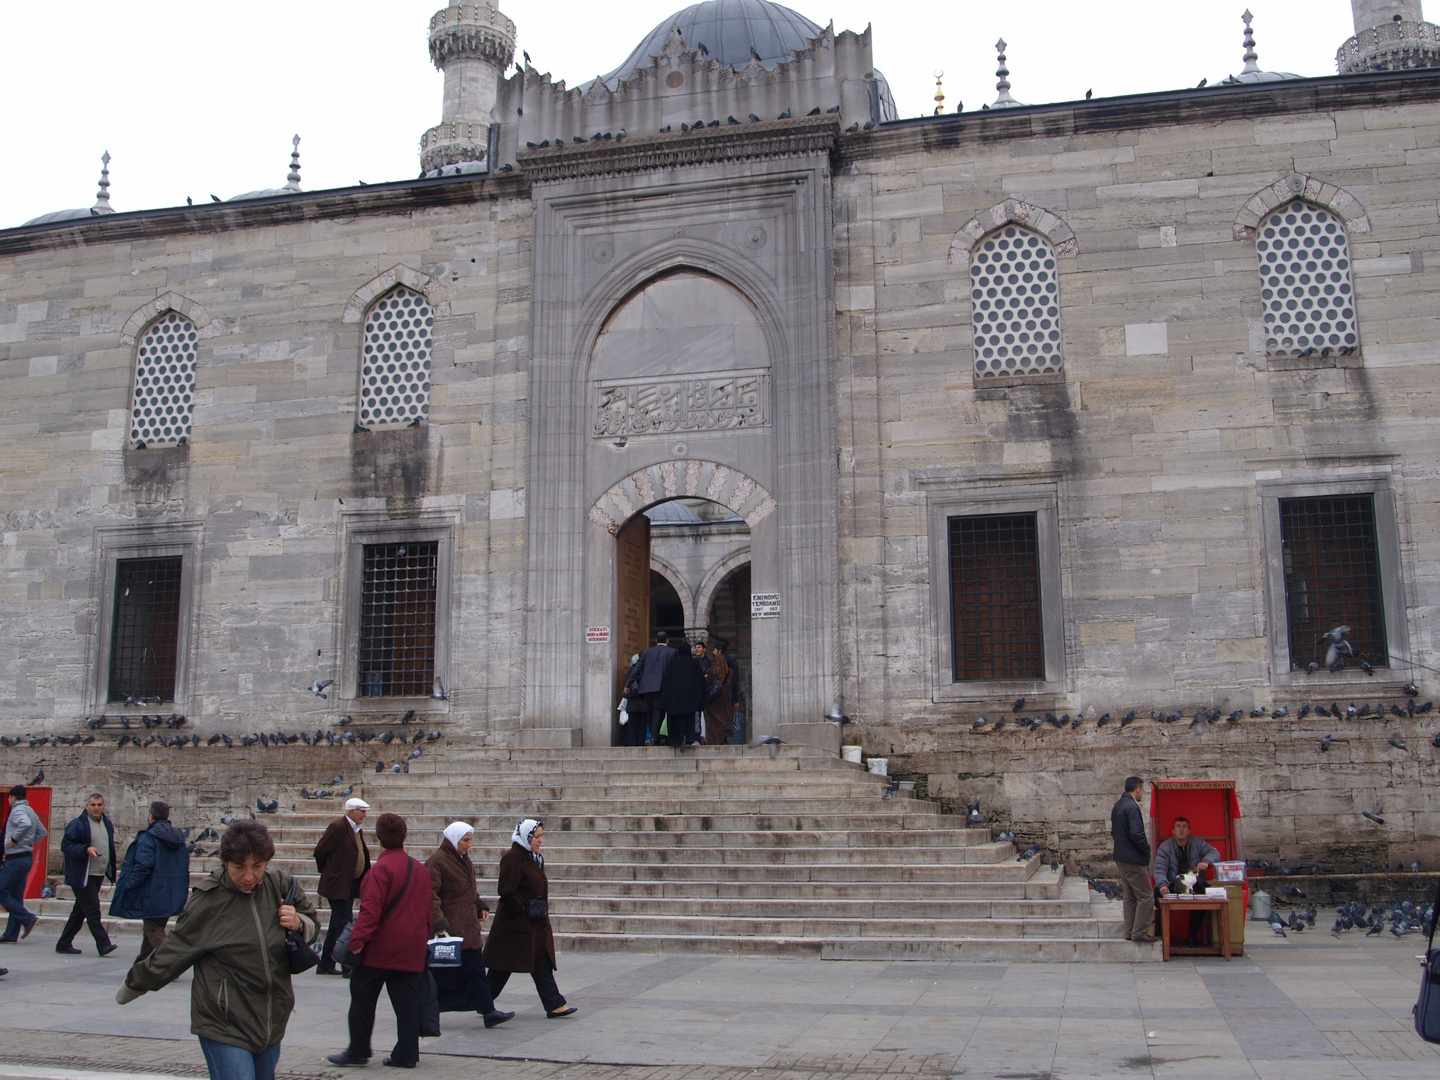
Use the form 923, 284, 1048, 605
23, 206, 114, 226
599, 0, 897, 120
227, 188, 302, 202
645, 500, 705, 525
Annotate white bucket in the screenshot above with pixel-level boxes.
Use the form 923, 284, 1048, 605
866, 757, 888, 776
841, 745, 863, 763
1249, 888, 1272, 921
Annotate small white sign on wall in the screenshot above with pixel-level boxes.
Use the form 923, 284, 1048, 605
586, 626, 611, 644
751, 592, 781, 618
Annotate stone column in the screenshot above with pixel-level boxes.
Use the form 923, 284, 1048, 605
421, 1, 516, 172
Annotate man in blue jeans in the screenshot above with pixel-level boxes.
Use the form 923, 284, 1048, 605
1, 784, 47, 941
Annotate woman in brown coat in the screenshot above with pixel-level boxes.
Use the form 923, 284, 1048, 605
482, 819, 576, 1018
425, 822, 514, 1028
703, 645, 733, 745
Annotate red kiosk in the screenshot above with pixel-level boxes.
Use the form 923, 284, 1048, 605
0, 786, 53, 900
1148, 779, 1248, 954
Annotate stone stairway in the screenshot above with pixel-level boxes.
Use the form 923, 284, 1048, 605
22, 745, 1155, 961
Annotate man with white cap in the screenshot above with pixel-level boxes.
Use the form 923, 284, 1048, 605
312, 797, 372, 975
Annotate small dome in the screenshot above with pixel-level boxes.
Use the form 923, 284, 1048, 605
227, 188, 302, 202
645, 500, 705, 525
600, 0, 897, 120
23, 206, 113, 226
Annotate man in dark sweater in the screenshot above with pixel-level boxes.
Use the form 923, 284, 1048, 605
1110, 776, 1158, 943
57, 793, 118, 956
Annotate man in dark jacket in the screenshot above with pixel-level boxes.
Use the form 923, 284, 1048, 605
109, 800, 190, 961
328, 813, 431, 1069
659, 639, 707, 748
631, 631, 675, 745
1111, 776, 1158, 943
56, 793, 118, 956
312, 797, 372, 976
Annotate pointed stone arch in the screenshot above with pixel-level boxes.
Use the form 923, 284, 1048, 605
119, 293, 214, 347
342, 264, 451, 324
587, 460, 776, 535
949, 199, 1077, 269
1233, 173, 1371, 241
647, 553, 696, 630
696, 546, 753, 629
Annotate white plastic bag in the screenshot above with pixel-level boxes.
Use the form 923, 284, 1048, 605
617, 697, 629, 726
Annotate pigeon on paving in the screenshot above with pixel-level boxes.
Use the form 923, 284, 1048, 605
1017, 844, 1040, 862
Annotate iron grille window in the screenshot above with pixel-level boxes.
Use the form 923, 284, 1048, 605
1280, 495, 1387, 669
109, 556, 183, 703
949, 513, 1044, 681
359, 541, 438, 696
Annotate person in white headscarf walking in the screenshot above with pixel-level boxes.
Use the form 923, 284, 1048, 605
482, 820, 576, 1018
425, 822, 514, 1028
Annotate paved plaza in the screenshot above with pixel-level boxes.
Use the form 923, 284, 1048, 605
0, 928, 1436, 1080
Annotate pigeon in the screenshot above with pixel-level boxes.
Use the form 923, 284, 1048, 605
1354, 809, 1386, 825
330, 773, 344, 786
339, 715, 353, 726
880, 779, 900, 799
375, 761, 385, 773
967, 801, 981, 825
992, 718, 1006, 732
28, 769, 42, 785
1297, 705, 1310, 719
1412, 860, 1424, 872
207, 734, 221, 746
1320, 735, 1332, 751
1250, 707, 1267, 718
1387, 736, 1407, 751
748, 113, 761, 122
749, 735, 785, 758
1306, 662, 1320, 674
401, 709, 416, 724
1096, 713, 1111, 728
972, 717, 987, 730
1196, 77, 1208, 88
995, 827, 1015, 844
392, 764, 403, 773
407, 748, 422, 761
1421, 701, 1435, 713
1366, 921, 1384, 936
380, 732, 394, 744
1272, 706, 1288, 718
1360, 659, 1374, 675
308, 679, 333, 698
1281, 884, 1305, 898
1404, 682, 1419, 697
1120, 711, 1135, 728
411, 730, 424, 743
1012, 697, 1025, 712
1017, 844, 1040, 862
256, 798, 279, 814
426, 731, 442, 742
430, 679, 448, 701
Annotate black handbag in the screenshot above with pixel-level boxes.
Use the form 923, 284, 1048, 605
522, 895, 548, 922
337, 858, 413, 967
1414, 874, 1440, 1043
281, 875, 320, 975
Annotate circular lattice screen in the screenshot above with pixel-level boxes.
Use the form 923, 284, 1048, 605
131, 312, 197, 446
1257, 203, 1357, 358
361, 288, 433, 427
970, 227, 1063, 378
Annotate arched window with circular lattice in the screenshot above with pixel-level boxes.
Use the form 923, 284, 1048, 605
969, 226, 1063, 380
1256, 202, 1358, 358
360, 287, 433, 428
130, 312, 197, 448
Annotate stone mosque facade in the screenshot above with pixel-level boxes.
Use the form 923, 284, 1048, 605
4, 0, 1440, 854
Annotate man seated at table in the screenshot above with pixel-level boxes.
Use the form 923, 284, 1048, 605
1154, 817, 1222, 947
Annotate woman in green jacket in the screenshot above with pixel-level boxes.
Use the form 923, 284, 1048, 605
116, 820, 320, 1080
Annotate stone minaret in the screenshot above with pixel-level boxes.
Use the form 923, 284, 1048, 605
421, 1, 516, 173
1339, 0, 1440, 72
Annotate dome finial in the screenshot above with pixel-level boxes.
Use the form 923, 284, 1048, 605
92, 151, 113, 213
992, 38, 1022, 107
285, 134, 302, 192
933, 69, 945, 115
1240, 9, 1260, 74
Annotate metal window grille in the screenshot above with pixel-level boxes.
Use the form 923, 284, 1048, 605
949, 513, 1044, 681
109, 556, 183, 703
1280, 495, 1387, 669
359, 541, 438, 697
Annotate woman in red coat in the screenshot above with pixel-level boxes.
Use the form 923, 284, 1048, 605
326, 813, 431, 1069
482, 819, 576, 1018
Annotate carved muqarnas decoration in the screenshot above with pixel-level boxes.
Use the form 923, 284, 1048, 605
593, 371, 770, 437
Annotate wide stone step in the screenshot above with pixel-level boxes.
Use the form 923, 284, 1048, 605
264, 798, 943, 817
262, 814, 960, 840
556, 932, 1162, 962
344, 783, 905, 802
559, 896, 1095, 919
549, 912, 1123, 939
543, 879, 1067, 902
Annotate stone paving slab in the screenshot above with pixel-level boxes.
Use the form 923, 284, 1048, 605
0, 930, 1437, 1079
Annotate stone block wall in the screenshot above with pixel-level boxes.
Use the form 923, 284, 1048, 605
0, 185, 534, 736
832, 82, 1440, 855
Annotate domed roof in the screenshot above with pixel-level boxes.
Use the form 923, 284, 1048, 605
601, 0, 823, 89
598, 0, 897, 118
23, 151, 116, 227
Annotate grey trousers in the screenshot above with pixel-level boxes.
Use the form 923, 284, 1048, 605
1116, 861, 1155, 940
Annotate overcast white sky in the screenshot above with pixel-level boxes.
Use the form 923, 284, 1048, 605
2, 0, 1360, 227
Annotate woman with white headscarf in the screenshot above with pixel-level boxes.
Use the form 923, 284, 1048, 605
482, 819, 576, 1018
425, 822, 515, 1028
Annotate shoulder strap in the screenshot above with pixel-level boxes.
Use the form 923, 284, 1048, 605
380, 857, 414, 922
282, 871, 297, 906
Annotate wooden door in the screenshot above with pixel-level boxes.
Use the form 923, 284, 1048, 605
615, 515, 651, 711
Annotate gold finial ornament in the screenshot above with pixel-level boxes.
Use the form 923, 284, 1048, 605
933, 70, 945, 116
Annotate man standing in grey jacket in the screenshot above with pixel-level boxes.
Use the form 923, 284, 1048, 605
1, 784, 47, 942
1110, 776, 1158, 944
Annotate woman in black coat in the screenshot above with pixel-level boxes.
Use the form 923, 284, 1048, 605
658, 639, 706, 747
482, 820, 576, 1018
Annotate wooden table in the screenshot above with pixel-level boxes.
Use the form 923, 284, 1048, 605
1158, 896, 1232, 961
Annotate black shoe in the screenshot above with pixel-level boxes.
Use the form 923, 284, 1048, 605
56, 944, 81, 955
382, 1059, 415, 1069
0, 966, 8, 976
546, 1006, 578, 1018
98, 943, 119, 957
483, 1010, 515, 1028
0, 938, 16, 944
19, 919, 35, 940
326, 1053, 370, 1067
316, 966, 340, 976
